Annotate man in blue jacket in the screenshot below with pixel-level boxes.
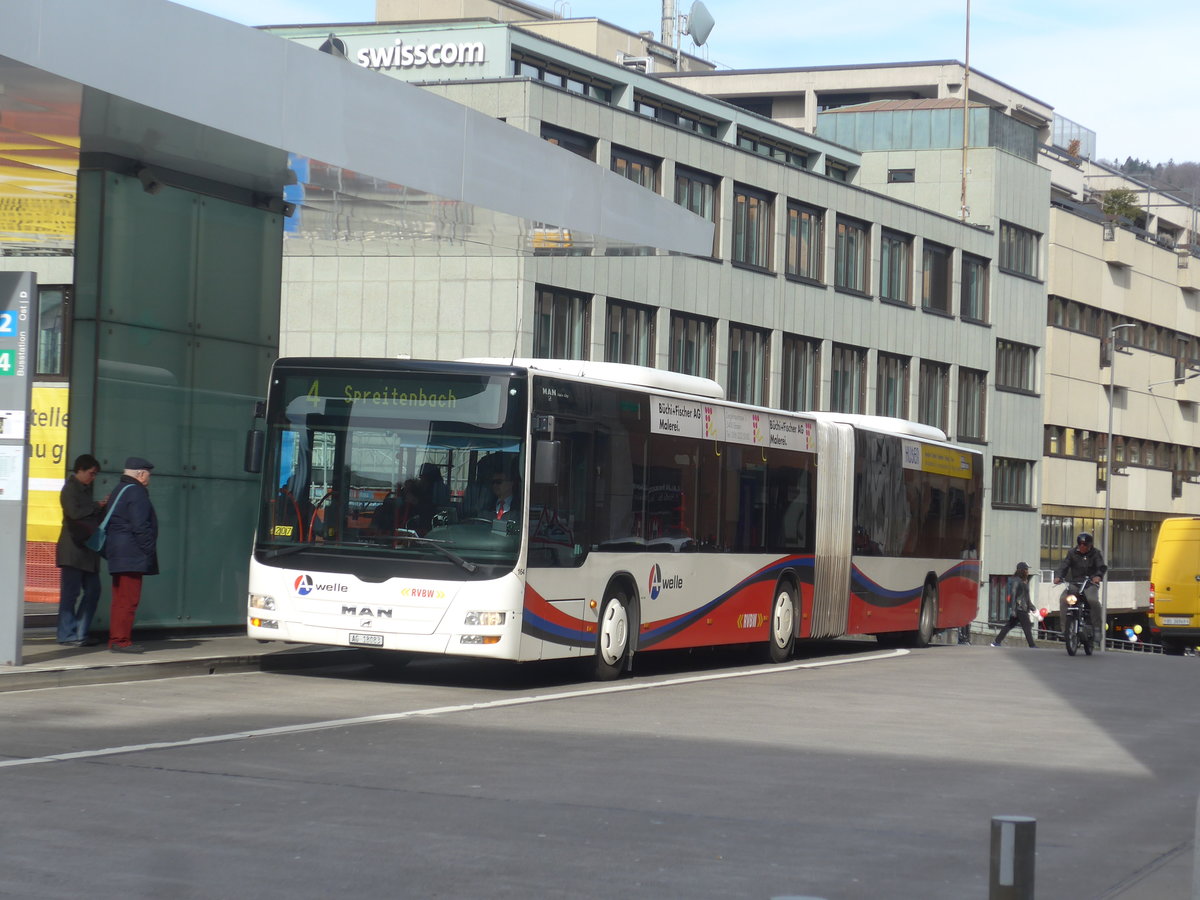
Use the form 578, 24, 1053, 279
104, 456, 159, 653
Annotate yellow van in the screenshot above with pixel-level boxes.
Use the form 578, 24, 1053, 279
1149, 517, 1200, 655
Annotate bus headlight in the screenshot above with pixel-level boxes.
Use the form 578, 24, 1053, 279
464, 611, 506, 627
249, 594, 276, 611
460, 634, 502, 644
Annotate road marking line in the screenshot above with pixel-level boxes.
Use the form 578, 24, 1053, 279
0, 648, 906, 770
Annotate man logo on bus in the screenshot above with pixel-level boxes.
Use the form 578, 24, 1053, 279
648, 563, 663, 600
294, 574, 314, 596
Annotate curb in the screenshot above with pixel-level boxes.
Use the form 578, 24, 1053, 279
0, 646, 367, 693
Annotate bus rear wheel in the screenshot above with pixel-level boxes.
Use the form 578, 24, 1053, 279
881, 584, 938, 649
913, 584, 937, 648
593, 588, 632, 680
763, 582, 797, 663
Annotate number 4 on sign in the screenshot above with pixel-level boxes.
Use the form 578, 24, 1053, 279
0, 349, 15, 375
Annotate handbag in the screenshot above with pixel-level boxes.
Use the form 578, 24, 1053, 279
85, 484, 133, 553
67, 508, 103, 547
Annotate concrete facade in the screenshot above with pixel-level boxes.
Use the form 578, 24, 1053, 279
271, 10, 1052, 627
678, 55, 1200, 628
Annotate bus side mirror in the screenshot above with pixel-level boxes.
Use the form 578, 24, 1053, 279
534, 440, 560, 484
244, 429, 265, 474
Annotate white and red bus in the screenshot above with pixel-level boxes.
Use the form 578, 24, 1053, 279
246, 357, 981, 677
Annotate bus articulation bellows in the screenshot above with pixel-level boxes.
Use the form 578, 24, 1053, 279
245, 358, 982, 678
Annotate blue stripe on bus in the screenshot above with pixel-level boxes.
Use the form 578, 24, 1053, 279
521, 612, 592, 647
639, 555, 815, 646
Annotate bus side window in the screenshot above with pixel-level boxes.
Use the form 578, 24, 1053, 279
768, 463, 812, 554
529, 425, 591, 567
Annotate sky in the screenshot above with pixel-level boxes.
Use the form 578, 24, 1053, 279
173, 0, 1197, 165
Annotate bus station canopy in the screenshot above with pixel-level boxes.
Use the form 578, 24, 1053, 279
0, 0, 714, 257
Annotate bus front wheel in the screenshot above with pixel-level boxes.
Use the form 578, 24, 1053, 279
763, 582, 797, 663
593, 588, 632, 680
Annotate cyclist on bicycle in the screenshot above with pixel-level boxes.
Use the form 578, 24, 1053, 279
1053, 532, 1107, 639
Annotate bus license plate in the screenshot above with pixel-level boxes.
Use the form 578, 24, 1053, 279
349, 632, 384, 647
1161, 617, 1191, 626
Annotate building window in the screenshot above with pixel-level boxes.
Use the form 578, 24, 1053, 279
633, 92, 718, 136
918, 360, 950, 432
879, 230, 912, 304
829, 343, 866, 413
732, 185, 773, 270
512, 54, 613, 102
728, 323, 770, 405
608, 147, 660, 257
876, 352, 909, 418
921, 241, 952, 314
781, 334, 820, 411
540, 123, 596, 161
611, 146, 659, 191
675, 166, 719, 257
887, 169, 915, 183
784, 203, 823, 282
605, 299, 655, 366
669, 312, 715, 379
534, 285, 590, 360
961, 253, 989, 322
35, 285, 72, 379
999, 221, 1040, 278
957, 367, 987, 442
834, 216, 869, 293
993, 458, 1034, 508
996, 340, 1035, 393
825, 160, 851, 182
737, 129, 808, 169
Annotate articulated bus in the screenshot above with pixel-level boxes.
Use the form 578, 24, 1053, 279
245, 357, 982, 677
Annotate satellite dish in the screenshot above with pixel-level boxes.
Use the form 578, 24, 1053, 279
318, 33, 348, 60
684, 1, 715, 46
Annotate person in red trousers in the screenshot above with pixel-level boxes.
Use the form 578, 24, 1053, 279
102, 456, 159, 653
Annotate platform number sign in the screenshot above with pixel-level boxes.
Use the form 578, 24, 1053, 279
0, 310, 17, 376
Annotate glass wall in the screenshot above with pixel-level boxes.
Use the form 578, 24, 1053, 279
72, 169, 281, 627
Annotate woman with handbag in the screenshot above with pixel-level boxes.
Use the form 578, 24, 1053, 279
54, 454, 105, 646
103, 456, 159, 653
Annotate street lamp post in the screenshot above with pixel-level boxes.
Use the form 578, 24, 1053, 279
1100, 322, 1136, 653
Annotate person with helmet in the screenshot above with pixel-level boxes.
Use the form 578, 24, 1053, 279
991, 561, 1038, 648
1053, 532, 1107, 642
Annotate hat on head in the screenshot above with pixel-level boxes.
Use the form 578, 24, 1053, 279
124, 456, 155, 471
1015, 561, 1030, 572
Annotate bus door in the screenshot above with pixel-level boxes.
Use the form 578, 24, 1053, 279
529, 417, 593, 568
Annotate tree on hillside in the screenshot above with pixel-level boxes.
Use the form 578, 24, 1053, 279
1103, 158, 1200, 199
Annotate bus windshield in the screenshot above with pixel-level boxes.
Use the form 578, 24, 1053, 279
255, 364, 527, 576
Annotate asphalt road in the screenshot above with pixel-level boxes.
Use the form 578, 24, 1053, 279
1, 640, 1197, 900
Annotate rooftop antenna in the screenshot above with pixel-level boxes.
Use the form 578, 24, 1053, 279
663, 1, 715, 69
960, 0, 971, 222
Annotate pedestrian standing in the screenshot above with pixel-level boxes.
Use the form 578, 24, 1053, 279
55, 454, 105, 646
991, 562, 1038, 648
104, 456, 159, 653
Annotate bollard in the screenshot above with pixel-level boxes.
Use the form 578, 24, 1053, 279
989, 815, 1035, 899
